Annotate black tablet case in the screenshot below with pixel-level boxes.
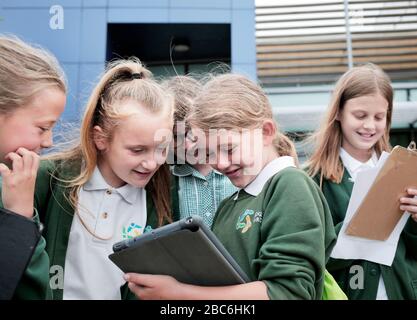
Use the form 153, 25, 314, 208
0, 208, 41, 300
109, 216, 249, 286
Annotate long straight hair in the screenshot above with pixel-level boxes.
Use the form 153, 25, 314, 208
306, 63, 393, 183
0, 34, 67, 115
47, 58, 174, 233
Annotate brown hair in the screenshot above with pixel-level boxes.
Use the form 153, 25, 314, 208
306, 63, 393, 183
187, 73, 297, 159
0, 34, 67, 114
47, 58, 174, 234
161, 75, 202, 125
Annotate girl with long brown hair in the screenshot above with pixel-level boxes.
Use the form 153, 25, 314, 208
307, 63, 417, 299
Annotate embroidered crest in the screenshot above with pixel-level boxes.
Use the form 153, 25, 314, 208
122, 222, 142, 239
253, 211, 263, 223
236, 209, 254, 233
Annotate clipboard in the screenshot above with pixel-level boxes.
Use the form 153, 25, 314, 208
109, 216, 250, 286
345, 143, 417, 241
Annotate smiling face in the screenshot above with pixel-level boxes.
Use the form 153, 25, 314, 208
210, 132, 256, 189
95, 100, 173, 188
190, 128, 265, 189
0, 87, 66, 165
339, 93, 388, 161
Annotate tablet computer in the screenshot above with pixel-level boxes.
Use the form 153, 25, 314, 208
109, 216, 250, 286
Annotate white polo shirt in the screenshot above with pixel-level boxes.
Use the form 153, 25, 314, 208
244, 156, 296, 196
339, 148, 378, 182
63, 166, 147, 300
233, 156, 296, 200
339, 147, 388, 300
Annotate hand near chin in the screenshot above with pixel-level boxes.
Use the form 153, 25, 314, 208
0, 147, 39, 219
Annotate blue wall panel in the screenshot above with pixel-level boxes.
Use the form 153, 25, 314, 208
80, 8, 107, 62
169, 0, 231, 9
0, 8, 81, 63
0, 0, 256, 127
232, 9, 256, 64
169, 9, 231, 23
108, 8, 170, 23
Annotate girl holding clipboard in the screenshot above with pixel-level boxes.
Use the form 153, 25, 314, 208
307, 63, 417, 300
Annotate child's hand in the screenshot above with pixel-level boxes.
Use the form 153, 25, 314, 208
124, 273, 186, 300
400, 188, 417, 222
0, 148, 39, 219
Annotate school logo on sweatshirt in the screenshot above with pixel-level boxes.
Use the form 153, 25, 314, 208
122, 222, 143, 239
236, 209, 263, 233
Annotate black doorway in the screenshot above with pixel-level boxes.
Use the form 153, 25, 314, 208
106, 23, 231, 77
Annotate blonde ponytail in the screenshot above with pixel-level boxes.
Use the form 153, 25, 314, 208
46, 58, 173, 235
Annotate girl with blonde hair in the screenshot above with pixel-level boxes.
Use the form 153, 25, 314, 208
0, 35, 67, 299
162, 75, 237, 228
30, 58, 174, 299
125, 73, 337, 300
307, 63, 417, 299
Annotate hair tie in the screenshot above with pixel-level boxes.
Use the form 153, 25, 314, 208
131, 72, 143, 80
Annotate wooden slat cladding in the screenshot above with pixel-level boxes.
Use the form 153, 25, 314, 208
256, 0, 417, 86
